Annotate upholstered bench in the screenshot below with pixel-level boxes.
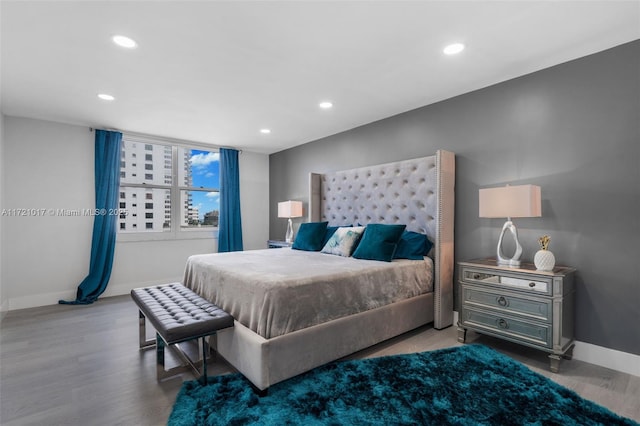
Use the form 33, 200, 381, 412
130, 283, 233, 384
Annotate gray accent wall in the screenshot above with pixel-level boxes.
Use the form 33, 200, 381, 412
270, 40, 640, 355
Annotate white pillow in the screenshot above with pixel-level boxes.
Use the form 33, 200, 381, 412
321, 226, 365, 257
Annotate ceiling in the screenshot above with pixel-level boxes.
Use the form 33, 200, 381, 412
1, 1, 639, 154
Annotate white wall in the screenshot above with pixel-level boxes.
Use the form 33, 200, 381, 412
2, 116, 269, 310
0, 113, 7, 317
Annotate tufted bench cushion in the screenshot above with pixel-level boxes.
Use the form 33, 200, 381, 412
131, 283, 233, 345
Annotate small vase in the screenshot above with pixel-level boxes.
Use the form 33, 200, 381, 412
534, 250, 555, 271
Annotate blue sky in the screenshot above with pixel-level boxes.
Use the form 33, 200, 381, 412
189, 150, 220, 220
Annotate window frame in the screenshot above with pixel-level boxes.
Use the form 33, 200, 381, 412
117, 134, 220, 242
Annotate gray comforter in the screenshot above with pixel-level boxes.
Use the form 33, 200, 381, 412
183, 248, 433, 339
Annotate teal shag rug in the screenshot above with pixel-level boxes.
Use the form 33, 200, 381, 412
168, 344, 637, 426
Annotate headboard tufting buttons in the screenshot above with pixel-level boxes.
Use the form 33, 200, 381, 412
317, 155, 440, 243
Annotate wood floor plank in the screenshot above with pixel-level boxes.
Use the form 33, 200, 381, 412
1, 295, 638, 425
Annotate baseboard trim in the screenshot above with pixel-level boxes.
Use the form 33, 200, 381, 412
6, 277, 182, 311
0, 299, 9, 321
8, 290, 73, 311
453, 311, 639, 377
101, 278, 182, 298
573, 341, 640, 377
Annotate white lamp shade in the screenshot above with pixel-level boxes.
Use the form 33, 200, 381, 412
479, 185, 541, 218
278, 200, 303, 218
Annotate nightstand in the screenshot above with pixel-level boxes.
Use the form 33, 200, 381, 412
457, 258, 576, 373
267, 240, 292, 248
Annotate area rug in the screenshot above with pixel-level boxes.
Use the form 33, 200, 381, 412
168, 344, 637, 426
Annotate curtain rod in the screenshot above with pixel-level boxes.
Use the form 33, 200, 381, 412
89, 127, 242, 153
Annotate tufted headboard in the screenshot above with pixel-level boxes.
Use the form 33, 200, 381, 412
308, 150, 455, 329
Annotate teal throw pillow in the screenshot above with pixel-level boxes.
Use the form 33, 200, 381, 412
393, 231, 433, 260
353, 224, 407, 262
292, 221, 329, 251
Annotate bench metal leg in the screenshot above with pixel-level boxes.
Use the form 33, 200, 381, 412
156, 333, 196, 380
138, 310, 155, 349
199, 336, 208, 386
139, 310, 214, 383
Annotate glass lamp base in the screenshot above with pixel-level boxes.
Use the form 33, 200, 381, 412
285, 218, 294, 243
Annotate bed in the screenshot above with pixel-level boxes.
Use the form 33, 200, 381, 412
183, 150, 455, 390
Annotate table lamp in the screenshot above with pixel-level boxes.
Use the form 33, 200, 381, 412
278, 200, 303, 243
479, 184, 541, 267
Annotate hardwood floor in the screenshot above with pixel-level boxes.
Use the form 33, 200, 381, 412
1, 295, 638, 425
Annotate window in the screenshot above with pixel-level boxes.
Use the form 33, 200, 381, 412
118, 136, 220, 240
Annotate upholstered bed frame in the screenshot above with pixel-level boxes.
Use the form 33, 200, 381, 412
215, 150, 455, 390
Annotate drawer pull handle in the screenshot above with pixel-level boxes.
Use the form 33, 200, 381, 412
529, 282, 536, 288
497, 296, 508, 307
473, 274, 481, 280
497, 318, 509, 329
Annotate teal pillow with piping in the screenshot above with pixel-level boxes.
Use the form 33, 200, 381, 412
292, 222, 328, 251
353, 224, 406, 262
393, 231, 433, 260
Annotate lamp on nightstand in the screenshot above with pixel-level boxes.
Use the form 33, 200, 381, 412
479, 184, 541, 267
278, 200, 303, 243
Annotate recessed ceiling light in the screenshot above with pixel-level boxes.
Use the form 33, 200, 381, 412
112, 35, 137, 49
319, 101, 333, 109
260, 129, 271, 134
97, 93, 115, 101
443, 43, 465, 55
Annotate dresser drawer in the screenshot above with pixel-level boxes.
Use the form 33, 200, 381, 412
461, 285, 552, 322
460, 307, 552, 348
461, 266, 551, 295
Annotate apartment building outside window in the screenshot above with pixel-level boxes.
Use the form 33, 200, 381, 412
118, 135, 220, 241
